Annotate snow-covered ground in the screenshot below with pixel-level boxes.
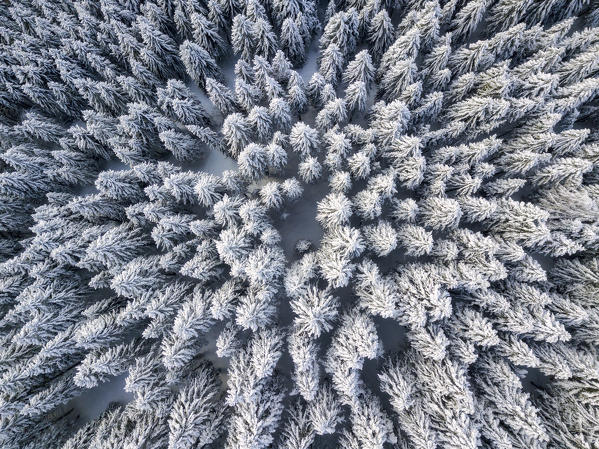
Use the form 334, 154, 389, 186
68, 374, 133, 425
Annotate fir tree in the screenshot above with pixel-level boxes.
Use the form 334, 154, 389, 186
167, 364, 225, 448
223, 112, 251, 157
179, 40, 220, 87
206, 78, 238, 115
368, 10, 395, 60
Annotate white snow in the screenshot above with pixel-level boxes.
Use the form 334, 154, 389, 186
68, 374, 133, 426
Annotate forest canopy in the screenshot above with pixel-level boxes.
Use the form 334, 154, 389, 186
0, 0, 599, 448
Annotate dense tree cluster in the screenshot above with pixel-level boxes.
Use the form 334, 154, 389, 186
0, 0, 599, 447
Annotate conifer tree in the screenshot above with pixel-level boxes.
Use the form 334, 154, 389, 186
168, 364, 225, 449
343, 50, 375, 86
191, 12, 227, 58
368, 10, 395, 60
157, 79, 210, 126
287, 71, 308, 113
231, 14, 255, 60
319, 43, 345, 85
223, 113, 251, 157
281, 17, 306, 65
179, 40, 220, 87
